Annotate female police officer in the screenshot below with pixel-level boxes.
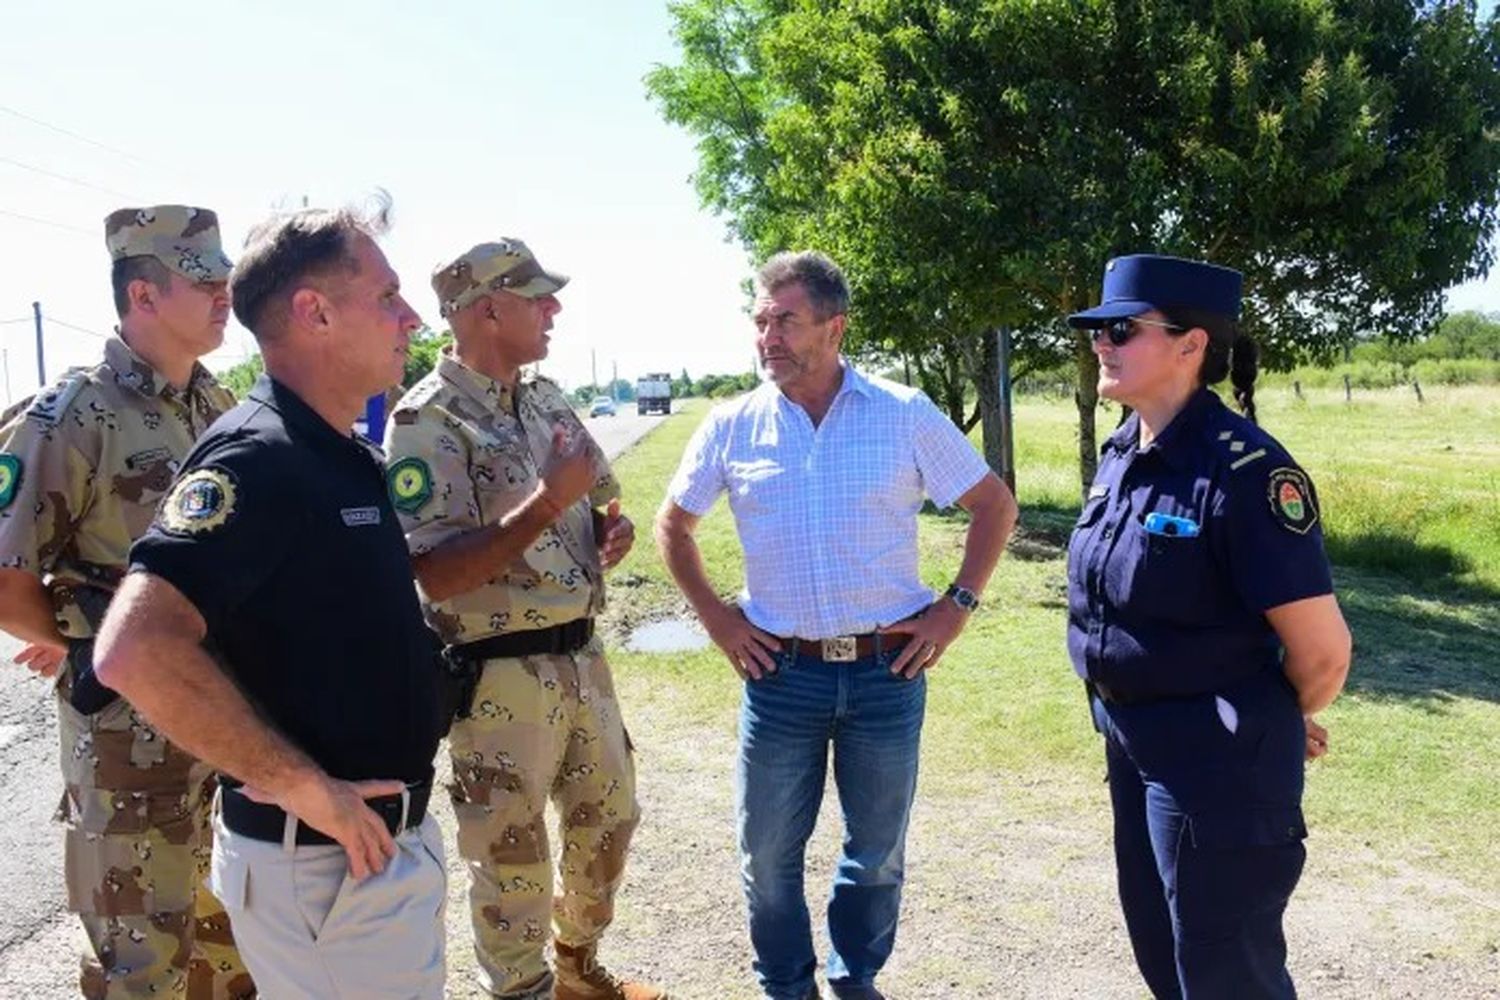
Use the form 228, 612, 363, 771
1064, 255, 1352, 998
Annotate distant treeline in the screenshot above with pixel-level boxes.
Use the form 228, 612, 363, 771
1012, 310, 1500, 396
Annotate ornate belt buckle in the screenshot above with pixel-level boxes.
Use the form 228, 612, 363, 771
821, 636, 857, 662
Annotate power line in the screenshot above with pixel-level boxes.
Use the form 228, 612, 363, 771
0, 104, 167, 171
0, 207, 93, 237
0, 154, 138, 200
45, 317, 110, 341
0, 317, 33, 326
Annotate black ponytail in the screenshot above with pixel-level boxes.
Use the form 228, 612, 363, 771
1228, 332, 1259, 424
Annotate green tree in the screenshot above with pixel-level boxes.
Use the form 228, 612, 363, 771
403, 327, 451, 388
648, 0, 1500, 491
219, 353, 264, 399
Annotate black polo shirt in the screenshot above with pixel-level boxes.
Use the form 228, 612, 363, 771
129, 375, 442, 784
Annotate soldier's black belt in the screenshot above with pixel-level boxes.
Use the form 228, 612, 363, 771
452, 618, 594, 662
221, 778, 432, 847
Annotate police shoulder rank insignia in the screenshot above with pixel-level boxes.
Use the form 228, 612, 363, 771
1267, 467, 1318, 534
160, 467, 237, 535
387, 457, 433, 514
0, 454, 22, 510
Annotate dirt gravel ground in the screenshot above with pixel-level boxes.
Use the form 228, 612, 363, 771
433, 667, 1500, 1000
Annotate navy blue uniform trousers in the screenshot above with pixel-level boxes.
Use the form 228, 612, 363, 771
1091, 670, 1308, 999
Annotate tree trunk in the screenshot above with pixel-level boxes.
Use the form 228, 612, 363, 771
973, 327, 1016, 492
1075, 332, 1099, 498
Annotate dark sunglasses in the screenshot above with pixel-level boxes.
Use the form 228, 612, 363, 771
1091, 316, 1185, 346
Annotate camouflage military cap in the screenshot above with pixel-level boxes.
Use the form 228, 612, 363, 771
432, 239, 568, 318
104, 205, 233, 283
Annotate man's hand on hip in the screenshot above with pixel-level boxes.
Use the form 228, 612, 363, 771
13, 640, 65, 678
879, 600, 969, 679
703, 602, 782, 681
243, 773, 406, 879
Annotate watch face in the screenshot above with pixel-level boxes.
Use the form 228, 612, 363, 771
947, 585, 979, 610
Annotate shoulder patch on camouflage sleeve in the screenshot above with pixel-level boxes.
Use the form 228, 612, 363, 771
159, 467, 238, 535
391, 376, 445, 426
24, 371, 90, 427
387, 457, 434, 514
0, 454, 21, 510
1266, 467, 1318, 534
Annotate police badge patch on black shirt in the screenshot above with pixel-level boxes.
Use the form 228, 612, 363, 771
1267, 467, 1318, 534
160, 467, 237, 535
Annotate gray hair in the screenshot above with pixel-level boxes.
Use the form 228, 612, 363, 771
756, 250, 850, 320
230, 190, 393, 339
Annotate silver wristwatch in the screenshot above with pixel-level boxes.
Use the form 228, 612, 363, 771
944, 584, 980, 612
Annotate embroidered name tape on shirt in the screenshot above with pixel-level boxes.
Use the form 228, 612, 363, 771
341, 506, 381, 526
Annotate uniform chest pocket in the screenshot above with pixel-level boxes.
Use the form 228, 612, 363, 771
1066, 497, 1110, 583
1130, 528, 1217, 622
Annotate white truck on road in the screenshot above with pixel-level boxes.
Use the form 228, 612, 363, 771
636, 373, 672, 415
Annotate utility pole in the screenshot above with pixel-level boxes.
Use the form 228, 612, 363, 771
32, 301, 45, 387
591, 349, 598, 394
611, 360, 618, 401
996, 326, 1016, 493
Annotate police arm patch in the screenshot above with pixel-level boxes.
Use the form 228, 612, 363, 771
387, 457, 434, 514
1266, 467, 1318, 534
0, 454, 21, 510
160, 468, 238, 535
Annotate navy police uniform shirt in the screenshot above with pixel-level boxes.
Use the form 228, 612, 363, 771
1066, 388, 1333, 702
129, 375, 443, 784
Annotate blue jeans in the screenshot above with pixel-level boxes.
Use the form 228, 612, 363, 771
736, 643, 926, 1000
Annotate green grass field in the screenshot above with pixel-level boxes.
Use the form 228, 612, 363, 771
602, 383, 1500, 903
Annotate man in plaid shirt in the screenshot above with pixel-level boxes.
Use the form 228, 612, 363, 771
656, 251, 1017, 1000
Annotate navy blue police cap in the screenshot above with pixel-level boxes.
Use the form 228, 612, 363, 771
1066, 254, 1242, 328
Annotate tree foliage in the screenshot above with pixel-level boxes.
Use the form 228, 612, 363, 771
648, 0, 1500, 489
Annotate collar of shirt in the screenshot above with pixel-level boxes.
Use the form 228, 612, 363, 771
435, 346, 523, 416
105, 334, 215, 404
767, 356, 872, 416
1103, 386, 1221, 471
247, 374, 368, 455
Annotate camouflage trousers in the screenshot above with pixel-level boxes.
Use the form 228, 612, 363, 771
55, 684, 254, 999
448, 636, 640, 997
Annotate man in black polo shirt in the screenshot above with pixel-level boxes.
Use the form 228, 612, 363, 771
94, 199, 447, 999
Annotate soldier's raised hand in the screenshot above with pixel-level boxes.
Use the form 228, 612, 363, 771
538, 426, 597, 516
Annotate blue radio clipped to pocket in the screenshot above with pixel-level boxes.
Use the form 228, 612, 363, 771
1144, 512, 1201, 538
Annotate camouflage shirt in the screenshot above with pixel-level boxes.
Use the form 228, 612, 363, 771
384, 349, 621, 645
0, 336, 234, 637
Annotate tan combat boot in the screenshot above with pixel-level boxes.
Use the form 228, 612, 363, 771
553, 941, 669, 1000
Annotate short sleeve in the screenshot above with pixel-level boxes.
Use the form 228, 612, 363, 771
1220, 456, 1334, 612
384, 409, 480, 556
128, 435, 299, 634
911, 392, 990, 509
666, 408, 727, 516
0, 407, 96, 575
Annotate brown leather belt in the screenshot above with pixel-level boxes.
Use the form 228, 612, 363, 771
781, 633, 909, 663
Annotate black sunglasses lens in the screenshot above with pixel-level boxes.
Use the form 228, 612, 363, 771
1094, 319, 1134, 346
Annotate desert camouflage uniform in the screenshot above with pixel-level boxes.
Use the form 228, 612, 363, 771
386, 347, 638, 998
0, 206, 253, 1000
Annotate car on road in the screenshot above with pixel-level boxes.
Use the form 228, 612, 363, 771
589, 395, 617, 418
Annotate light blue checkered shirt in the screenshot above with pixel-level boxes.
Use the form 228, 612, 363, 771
667, 362, 990, 639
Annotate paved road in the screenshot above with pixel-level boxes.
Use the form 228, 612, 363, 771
0, 404, 673, 996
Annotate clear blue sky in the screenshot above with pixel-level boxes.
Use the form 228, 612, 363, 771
1, 1, 1495, 404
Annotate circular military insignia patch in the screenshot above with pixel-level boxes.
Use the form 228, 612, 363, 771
160, 468, 237, 535
0, 454, 21, 510
387, 457, 433, 514
1267, 467, 1318, 534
